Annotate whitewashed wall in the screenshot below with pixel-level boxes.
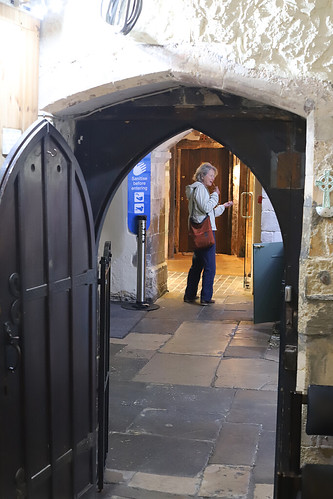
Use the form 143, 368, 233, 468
98, 181, 137, 301
98, 148, 171, 301
39, 0, 333, 119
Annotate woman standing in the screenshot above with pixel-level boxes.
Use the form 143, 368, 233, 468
184, 162, 233, 305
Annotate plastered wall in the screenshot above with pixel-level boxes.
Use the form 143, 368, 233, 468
133, 0, 333, 80
39, 0, 333, 118
98, 148, 170, 302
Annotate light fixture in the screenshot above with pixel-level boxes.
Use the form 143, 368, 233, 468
101, 0, 142, 35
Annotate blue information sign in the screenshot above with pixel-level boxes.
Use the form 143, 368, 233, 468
127, 154, 151, 234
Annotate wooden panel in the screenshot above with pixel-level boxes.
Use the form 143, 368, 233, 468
168, 147, 177, 258
0, 4, 40, 167
178, 147, 231, 254
178, 148, 191, 253
276, 151, 302, 189
244, 167, 254, 282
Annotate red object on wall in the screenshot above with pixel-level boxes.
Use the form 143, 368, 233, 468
258, 195, 263, 204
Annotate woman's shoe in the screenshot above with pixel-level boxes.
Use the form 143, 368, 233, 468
200, 299, 215, 305
184, 295, 199, 303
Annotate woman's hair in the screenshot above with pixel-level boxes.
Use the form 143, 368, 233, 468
192, 162, 218, 182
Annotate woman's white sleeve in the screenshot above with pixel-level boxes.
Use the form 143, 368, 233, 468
194, 185, 219, 213
214, 205, 226, 217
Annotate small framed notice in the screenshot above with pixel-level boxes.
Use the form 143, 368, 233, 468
2, 128, 22, 156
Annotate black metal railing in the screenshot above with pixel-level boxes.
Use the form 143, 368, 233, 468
97, 241, 112, 491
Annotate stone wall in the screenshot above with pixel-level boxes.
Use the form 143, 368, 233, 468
145, 150, 170, 300
261, 190, 282, 243
297, 110, 333, 462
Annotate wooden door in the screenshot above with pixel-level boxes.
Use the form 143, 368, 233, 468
178, 147, 231, 253
0, 120, 97, 498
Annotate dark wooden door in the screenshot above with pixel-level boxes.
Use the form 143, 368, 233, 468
178, 147, 231, 253
0, 120, 97, 498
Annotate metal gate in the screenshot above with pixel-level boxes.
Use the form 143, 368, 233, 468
0, 120, 98, 498
97, 242, 111, 491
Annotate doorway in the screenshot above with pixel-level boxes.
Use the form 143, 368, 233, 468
77, 84, 305, 494
177, 133, 232, 254
169, 130, 267, 293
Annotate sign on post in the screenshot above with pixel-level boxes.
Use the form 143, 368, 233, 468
127, 154, 151, 234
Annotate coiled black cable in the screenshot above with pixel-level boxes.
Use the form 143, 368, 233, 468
101, 0, 143, 35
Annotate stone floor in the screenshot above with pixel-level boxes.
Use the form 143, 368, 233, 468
100, 268, 279, 499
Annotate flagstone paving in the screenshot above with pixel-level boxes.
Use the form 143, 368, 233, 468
100, 274, 279, 499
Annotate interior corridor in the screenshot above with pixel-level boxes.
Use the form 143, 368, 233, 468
101, 256, 279, 499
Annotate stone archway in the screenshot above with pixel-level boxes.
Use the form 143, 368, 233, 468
69, 85, 305, 483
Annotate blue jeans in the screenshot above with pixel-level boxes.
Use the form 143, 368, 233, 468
184, 236, 216, 302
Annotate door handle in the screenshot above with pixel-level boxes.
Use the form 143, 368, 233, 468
4, 322, 21, 372
240, 192, 253, 219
